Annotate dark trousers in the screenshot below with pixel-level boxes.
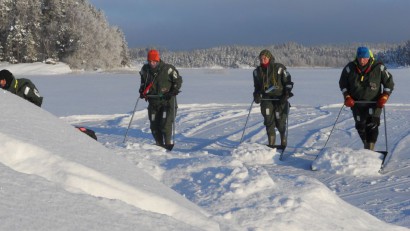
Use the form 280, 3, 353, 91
351, 105, 381, 143
147, 97, 177, 144
260, 100, 288, 136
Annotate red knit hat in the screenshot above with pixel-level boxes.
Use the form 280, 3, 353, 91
147, 49, 160, 62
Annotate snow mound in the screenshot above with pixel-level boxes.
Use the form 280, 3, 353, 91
311, 147, 385, 176
0, 92, 220, 230
231, 142, 279, 165
220, 165, 275, 199
0, 62, 72, 75
209, 147, 403, 230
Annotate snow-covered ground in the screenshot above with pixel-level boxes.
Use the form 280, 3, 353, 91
1, 62, 409, 230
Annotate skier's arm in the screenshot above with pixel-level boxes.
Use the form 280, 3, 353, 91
339, 65, 351, 98
168, 66, 182, 94
376, 64, 394, 108
379, 64, 394, 95
281, 67, 293, 96
339, 65, 356, 107
21, 83, 43, 107
252, 69, 262, 94
139, 65, 149, 94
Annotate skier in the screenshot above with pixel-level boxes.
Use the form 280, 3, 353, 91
339, 46, 394, 150
0, 69, 43, 107
253, 49, 294, 149
139, 49, 183, 150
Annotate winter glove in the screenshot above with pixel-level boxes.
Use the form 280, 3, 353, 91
377, 93, 389, 108
253, 93, 261, 104
344, 95, 355, 107
140, 82, 154, 100
139, 88, 146, 99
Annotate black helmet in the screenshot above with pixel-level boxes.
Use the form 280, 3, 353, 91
0, 69, 15, 89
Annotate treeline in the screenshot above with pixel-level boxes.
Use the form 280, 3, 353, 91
130, 42, 403, 68
378, 40, 410, 67
0, 0, 130, 70
1, 0, 408, 70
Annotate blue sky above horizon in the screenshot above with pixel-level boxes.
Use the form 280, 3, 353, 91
89, 0, 410, 50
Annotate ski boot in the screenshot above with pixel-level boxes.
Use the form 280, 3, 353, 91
164, 136, 174, 151
365, 142, 375, 151
153, 132, 165, 148
279, 132, 287, 149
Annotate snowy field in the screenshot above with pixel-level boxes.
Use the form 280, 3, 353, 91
1, 62, 409, 230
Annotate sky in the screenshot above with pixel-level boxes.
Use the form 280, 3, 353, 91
0, 62, 409, 230
88, 0, 410, 50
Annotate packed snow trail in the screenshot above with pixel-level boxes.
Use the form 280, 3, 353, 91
64, 103, 410, 229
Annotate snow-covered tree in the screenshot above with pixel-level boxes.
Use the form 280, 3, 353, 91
130, 42, 400, 68
0, 0, 130, 69
378, 40, 410, 67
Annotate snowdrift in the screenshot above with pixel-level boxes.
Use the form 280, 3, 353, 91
0, 91, 219, 230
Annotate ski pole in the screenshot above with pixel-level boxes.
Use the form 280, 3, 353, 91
311, 104, 345, 170
313, 103, 345, 161
380, 106, 390, 170
279, 101, 290, 160
172, 96, 177, 145
123, 97, 140, 143
239, 100, 255, 144
383, 106, 388, 153
285, 101, 290, 143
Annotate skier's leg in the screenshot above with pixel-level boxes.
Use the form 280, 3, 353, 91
268, 133, 276, 146
261, 101, 275, 145
352, 107, 368, 148
366, 116, 380, 150
148, 103, 164, 146
162, 98, 177, 149
276, 103, 288, 147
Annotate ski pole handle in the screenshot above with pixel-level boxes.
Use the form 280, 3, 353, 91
355, 101, 376, 104
146, 95, 162, 98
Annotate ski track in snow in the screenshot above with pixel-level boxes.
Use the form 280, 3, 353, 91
62, 103, 410, 228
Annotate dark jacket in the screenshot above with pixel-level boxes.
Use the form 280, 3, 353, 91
339, 58, 394, 101
253, 61, 293, 99
5, 77, 43, 107
139, 60, 183, 101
